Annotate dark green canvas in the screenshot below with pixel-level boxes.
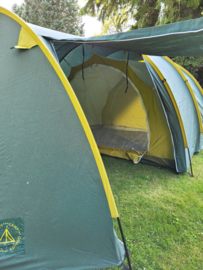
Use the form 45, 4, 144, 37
0, 14, 124, 270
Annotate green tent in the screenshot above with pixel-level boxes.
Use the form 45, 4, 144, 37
0, 6, 203, 269
0, 7, 126, 270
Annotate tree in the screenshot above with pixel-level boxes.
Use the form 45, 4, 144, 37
12, 0, 84, 36
157, 0, 203, 87
80, 0, 161, 31
82, 0, 203, 86
158, 0, 203, 25
131, 0, 161, 29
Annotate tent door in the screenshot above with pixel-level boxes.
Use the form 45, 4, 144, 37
70, 64, 150, 163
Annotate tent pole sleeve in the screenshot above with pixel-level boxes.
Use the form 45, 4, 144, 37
187, 148, 194, 177
117, 218, 132, 270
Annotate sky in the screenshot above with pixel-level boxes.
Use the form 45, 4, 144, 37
0, 0, 102, 37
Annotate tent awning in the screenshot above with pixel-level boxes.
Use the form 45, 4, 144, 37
27, 17, 203, 57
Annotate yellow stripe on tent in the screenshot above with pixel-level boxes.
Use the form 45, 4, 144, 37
0, 7, 119, 218
143, 55, 188, 148
163, 57, 203, 133
177, 64, 203, 96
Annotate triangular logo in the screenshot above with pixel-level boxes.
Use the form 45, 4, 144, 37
0, 229, 15, 244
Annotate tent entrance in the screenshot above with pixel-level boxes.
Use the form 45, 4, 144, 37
70, 64, 149, 163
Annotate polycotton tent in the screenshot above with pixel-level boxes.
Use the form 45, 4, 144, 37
0, 6, 203, 270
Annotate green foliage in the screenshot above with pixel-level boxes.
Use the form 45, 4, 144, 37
157, 0, 203, 87
12, 0, 84, 36
94, 6, 131, 35
131, 0, 161, 29
102, 153, 203, 269
172, 57, 203, 86
81, 0, 161, 30
82, 0, 203, 30
158, 0, 203, 25
82, 0, 203, 85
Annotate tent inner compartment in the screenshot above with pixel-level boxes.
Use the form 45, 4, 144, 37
69, 64, 149, 159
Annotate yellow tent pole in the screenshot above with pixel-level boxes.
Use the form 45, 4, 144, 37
163, 56, 203, 133
0, 7, 119, 218
143, 55, 188, 148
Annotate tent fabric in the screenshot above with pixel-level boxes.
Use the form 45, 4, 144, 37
178, 65, 203, 124
148, 56, 200, 161
164, 57, 203, 134
69, 54, 175, 166
177, 65, 203, 152
14, 16, 203, 59
70, 63, 149, 163
0, 7, 125, 270
1, 7, 119, 219
14, 26, 37, 49
1, 5, 203, 269
25, 16, 203, 57
144, 59, 187, 171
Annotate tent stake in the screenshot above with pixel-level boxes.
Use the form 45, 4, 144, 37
117, 218, 132, 270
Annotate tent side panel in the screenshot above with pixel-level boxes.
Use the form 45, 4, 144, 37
0, 7, 118, 219
180, 69, 203, 151
158, 57, 200, 167
0, 13, 124, 269
145, 60, 187, 172
170, 62, 203, 133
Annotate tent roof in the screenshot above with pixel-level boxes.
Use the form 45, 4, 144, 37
28, 17, 203, 57
27, 23, 82, 40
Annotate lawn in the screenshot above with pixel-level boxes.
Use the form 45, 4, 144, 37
102, 152, 203, 270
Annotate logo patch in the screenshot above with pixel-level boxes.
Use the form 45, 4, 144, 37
0, 218, 24, 256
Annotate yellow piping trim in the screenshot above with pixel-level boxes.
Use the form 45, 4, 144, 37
143, 55, 188, 148
163, 56, 203, 133
0, 7, 119, 218
177, 64, 203, 96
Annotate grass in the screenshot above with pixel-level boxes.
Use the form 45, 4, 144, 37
102, 152, 203, 270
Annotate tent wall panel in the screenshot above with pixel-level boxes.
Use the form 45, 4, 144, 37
150, 56, 200, 160
178, 66, 203, 151
163, 57, 202, 155
0, 11, 124, 269
102, 77, 148, 131
0, 9, 119, 219
144, 59, 187, 172
180, 69, 203, 122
